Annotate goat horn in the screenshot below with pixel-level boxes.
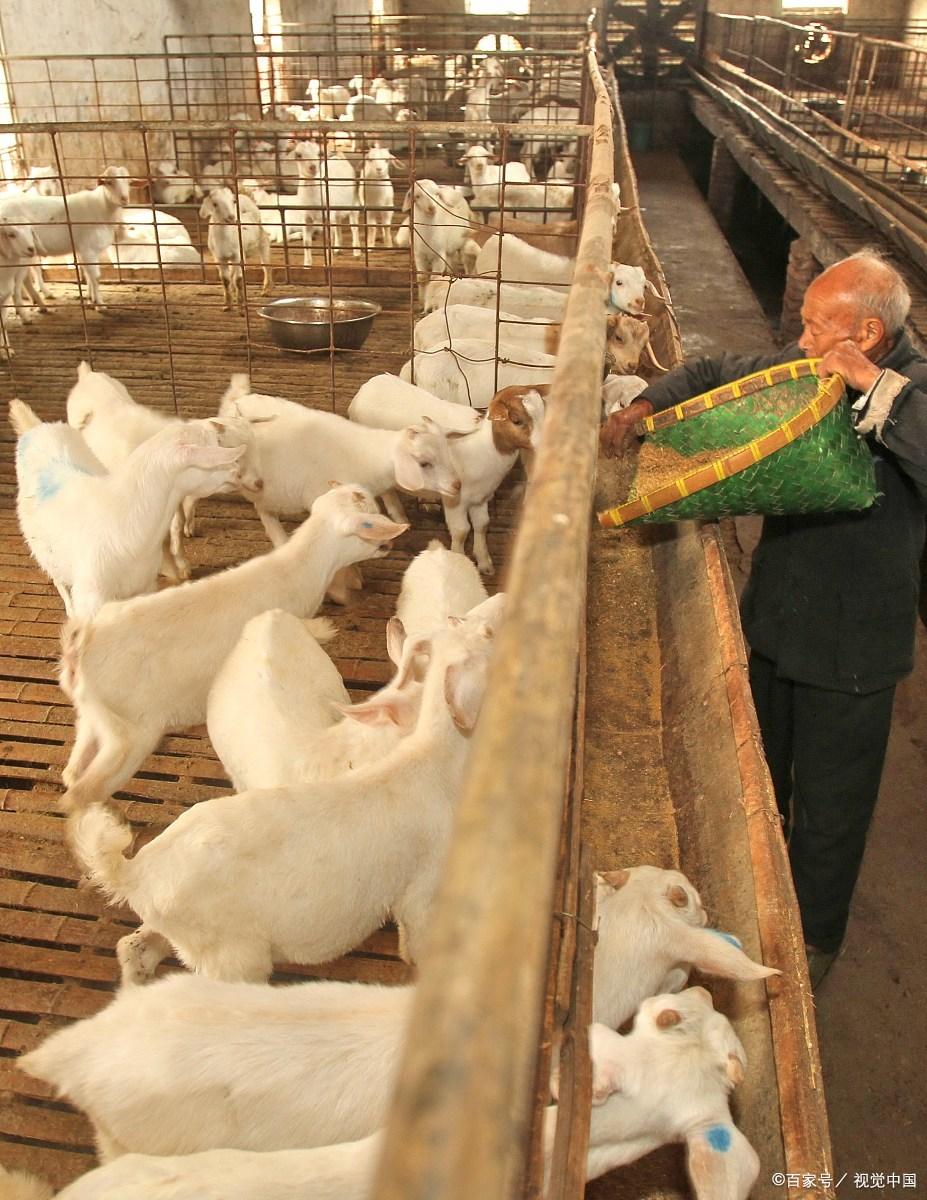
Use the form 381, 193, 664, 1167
645, 342, 670, 373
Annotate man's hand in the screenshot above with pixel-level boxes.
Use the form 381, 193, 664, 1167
818, 340, 882, 393
599, 397, 654, 459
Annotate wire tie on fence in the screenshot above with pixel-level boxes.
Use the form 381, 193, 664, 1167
553, 910, 599, 941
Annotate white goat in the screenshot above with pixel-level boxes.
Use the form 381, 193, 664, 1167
48, 1137, 382, 1200
475, 232, 574, 286
347, 374, 483, 435
219, 376, 461, 533
246, 184, 305, 245
66, 361, 263, 580
458, 144, 531, 211
414, 303, 557, 355
198, 186, 271, 310
423, 274, 568, 321
19, 869, 769, 1168
290, 140, 359, 265
58, 484, 408, 810
68, 619, 494, 981
110, 206, 200, 269
0, 165, 130, 310
353, 382, 545, 573
404, 179, 479, 304
0, 220, 39, 355
601, 373, 649, 418
21, 974, 410, 1158
566, 992, 760, 1198
149, 160, 200, 205
11, 400, 244, 620
22, 165, 60, 196
358, 146, 399, 249
207, 547, 499, 792
399, 338, 556, 408
593, 866, 780, 1030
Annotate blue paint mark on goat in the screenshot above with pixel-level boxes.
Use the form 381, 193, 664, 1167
706, 1125, 732, 1153
708, 929, 743, 950
33, 456, 93, 503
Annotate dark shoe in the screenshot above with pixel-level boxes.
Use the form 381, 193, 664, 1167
805, 943, 840, 991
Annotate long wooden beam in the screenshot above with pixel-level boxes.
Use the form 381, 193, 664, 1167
370, 44, 615, 1200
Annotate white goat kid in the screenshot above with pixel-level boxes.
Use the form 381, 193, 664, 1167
0, 165, 130, 311
0, 220, 39, 355
20, 974, 411, 1158
219, 376, 461, 534
560, 992, 760, 1198
458, 144, 531, 211
207, 546, 498, 792
422, 274, 568, 321
58, 484, 407, 809
358, 146, 400, 249
592, 866, 780, 1030
414, 303, 557, 355
199, 186, 272, 310
246, 184, 305, 245
49, 1136, 382, 1200
68, 619, 494, 982
66, 361, 263, 580
399, 338, 556, 408
404, 179, 479, 305
352, 381, 545, 573
11, 400, 244, 619
348, 374, 483, 435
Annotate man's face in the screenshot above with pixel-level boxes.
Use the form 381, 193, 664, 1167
798, 281, 865, 358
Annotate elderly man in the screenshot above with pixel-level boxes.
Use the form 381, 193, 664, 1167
601, 250, 927, 987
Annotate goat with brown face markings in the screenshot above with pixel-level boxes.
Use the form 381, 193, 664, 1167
439, 384, 546, 574
605, 313, 668, 375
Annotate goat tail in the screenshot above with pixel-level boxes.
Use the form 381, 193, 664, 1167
218, 371, 252, 417
301, 615, 338, 645
57, 618, 91, 702
8, 398, 41, 436
68, 804, 135, 902
0, 1163, 55, 1200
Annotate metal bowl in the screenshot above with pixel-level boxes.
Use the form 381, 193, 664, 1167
257, 297, 382, 352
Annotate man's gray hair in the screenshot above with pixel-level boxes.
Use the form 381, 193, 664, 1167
840, 248, 911, 335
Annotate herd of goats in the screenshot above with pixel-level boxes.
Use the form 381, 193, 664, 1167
2, 51, 781, 1200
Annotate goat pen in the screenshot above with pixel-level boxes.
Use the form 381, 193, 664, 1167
0, 25, 829, 1200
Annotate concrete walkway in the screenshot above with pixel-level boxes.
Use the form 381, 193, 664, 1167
634, 148, 927, 1194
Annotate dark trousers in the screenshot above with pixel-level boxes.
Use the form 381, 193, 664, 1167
748, 652, 896, 954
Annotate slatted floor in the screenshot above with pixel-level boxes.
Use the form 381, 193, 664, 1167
0, 233, 530, 1187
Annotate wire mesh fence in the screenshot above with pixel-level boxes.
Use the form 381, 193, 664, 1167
0, 36, 593, 415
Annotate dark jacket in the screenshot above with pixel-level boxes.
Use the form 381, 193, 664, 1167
639, 336, 927, 693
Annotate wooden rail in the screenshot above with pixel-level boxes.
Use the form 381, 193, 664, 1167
371, 43, 615, 1200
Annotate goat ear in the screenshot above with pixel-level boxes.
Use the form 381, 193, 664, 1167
672, 925, 781, 984
444, 658, 485, 732
392, 444, 426, 494
685, 1125, 759, 1200
667, 884, 689, 909
588, 1023, 624, 1105
198, 196, 213, 219
401, 188, 412, 212
598, 868, 631, 890
343, 512, 409, 544
386, 615, 406, 666
338, 693, 415, 730
390, 155, 405, 168
181, 443, 246, 469
77, 361, 92, 379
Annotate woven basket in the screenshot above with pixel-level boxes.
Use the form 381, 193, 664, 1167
597, 359, 878, 528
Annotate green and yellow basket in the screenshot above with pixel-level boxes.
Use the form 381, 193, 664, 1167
597, 358, 877, 528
